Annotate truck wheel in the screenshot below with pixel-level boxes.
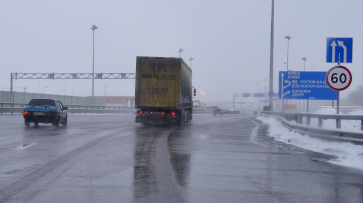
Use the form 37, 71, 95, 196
185, 110, 190, 123
178, 110, 184, 126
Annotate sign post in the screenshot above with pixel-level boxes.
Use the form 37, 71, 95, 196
325, 65, 352, 115
325, 37, 353, 128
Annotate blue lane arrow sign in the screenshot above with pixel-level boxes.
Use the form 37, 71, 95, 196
326, 38, 353, 63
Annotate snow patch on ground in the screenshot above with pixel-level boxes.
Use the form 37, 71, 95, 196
257, 115, 363, 171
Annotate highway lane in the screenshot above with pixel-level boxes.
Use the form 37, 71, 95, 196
0, 114, 363, 202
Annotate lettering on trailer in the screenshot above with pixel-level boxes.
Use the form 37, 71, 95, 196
141, 74, 175, 80
279, 71, 337, 100
149, 64, 168, 73
146, 88, 169, 94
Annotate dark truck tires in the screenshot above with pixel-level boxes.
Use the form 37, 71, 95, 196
178, 109, 192, 126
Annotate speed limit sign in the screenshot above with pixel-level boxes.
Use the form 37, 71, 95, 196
326, 65, 352, 91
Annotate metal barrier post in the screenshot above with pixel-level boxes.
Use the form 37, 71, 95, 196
336, 119, 341, 129
307, 116, 310, 125
318, 118, 323, 127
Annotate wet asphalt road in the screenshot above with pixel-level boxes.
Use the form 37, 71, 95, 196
0, 114, 363, 203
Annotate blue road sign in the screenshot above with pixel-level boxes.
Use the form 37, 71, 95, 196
253, 93, 265, 97
326, 38, 353, 63
279, 71, 337, 100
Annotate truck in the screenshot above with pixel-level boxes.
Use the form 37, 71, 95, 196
135, 57, 194, 125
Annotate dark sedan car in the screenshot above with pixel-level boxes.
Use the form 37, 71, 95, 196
23, 99, 68, 127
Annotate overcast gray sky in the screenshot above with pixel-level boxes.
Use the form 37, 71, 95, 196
1, 0, 362, 104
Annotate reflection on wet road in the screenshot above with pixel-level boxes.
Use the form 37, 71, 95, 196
0, 114, 363, 202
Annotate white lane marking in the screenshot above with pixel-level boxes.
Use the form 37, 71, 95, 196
17, 143, 37, 150
249, 119, 269, 147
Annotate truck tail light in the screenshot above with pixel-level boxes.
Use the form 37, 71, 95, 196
23, 111, 28, 115
150, 112, 153, 114
171, 112, 175, 116
162, 112, 164, 115
139, 111, 143, 114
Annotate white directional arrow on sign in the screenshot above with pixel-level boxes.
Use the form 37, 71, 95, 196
331, 41, 337, 63
283, 80, 291, 89
283, 91, 290, 97
280, 72, 292, 105
337, 40, 347, 63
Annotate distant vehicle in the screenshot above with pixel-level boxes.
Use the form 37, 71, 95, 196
135, 57, 194, 126
213, 108, 223, 116
193, 100, 200, 109
205, 106, 218, 111
23, 99, 68, 127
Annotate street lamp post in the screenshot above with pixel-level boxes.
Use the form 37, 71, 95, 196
284, 35, 292, 111
264, 79, 267, 106
285, 36, 292, 71
91, 24, 98, 106
268, 0, 275, 111
302, 57, 308, 112
189, 57, 193, 68
22, 86, 27, 104
104, 85, 107, 96
302, 57, 307, 71
178, 48, 183, 58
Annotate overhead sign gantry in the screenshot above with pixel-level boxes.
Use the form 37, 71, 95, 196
10, 72, 136, 103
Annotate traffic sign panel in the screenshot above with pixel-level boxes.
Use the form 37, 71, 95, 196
279, 71, 337, 100
253, 93, 265, 97
326, 65, 352, 91
326, 38, 353, 63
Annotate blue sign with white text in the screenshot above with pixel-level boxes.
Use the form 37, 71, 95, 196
253, 93, 265, 97
279, 71, 337, 100
326, 38, 353, 63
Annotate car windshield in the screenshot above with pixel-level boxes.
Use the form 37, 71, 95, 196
28, 99, 56, 107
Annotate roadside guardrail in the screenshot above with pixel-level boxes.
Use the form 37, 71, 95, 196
261, 111, 363, 141
262, 111, 363, 131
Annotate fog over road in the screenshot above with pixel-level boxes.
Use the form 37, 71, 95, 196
0, 114, 362, 202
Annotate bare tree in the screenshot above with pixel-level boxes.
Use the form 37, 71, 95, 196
346, 85, 363, 105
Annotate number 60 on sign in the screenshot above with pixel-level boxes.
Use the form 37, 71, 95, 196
325, 65, 352, 91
